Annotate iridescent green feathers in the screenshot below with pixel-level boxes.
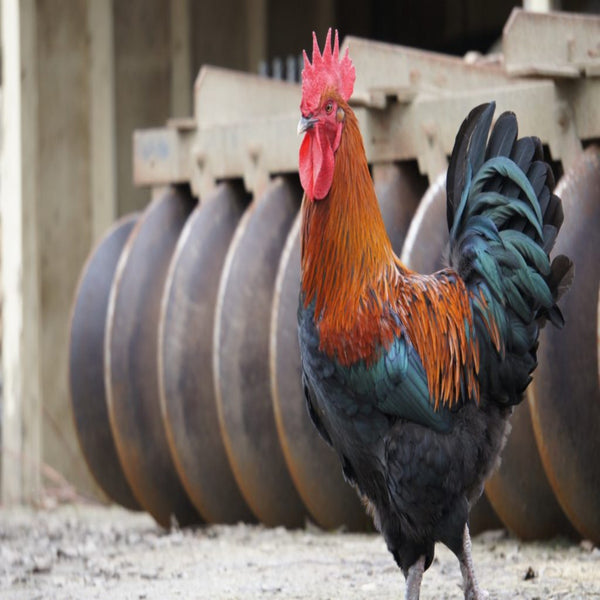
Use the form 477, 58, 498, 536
447, 102, 573, 405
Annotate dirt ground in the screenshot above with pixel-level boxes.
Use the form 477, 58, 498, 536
1, 503, 599, 600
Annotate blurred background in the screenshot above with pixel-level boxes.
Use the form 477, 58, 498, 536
0, 0, 598, 541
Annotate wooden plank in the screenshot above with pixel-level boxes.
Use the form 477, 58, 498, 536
88, 0, 117, 242
1, 0, 42, 505
503, 8, 600, 77
170, 0, 192, 117
136, 77, 586, 194
133, 126, 194, 186
342, 35, 515, 107
194, 66, 299, 128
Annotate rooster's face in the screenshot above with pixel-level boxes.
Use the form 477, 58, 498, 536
298, 94, 346, 201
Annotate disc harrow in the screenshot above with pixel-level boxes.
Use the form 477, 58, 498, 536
158, 182, 256, 524
213, 176, 306, 528
69, 10, 599, 540
105, 187, 200, 527
69, 214, 141, 511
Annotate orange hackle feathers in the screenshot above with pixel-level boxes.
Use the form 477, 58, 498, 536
301, 102, 481, 410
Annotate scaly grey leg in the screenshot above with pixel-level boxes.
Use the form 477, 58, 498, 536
459, 524, 489, 600
405, 555, 425, 600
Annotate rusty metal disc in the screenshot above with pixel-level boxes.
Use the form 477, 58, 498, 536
213, 177, 307, 527
467, 493, 502, 536
400, 172, 448, 270
105, 186, 201, 527
158, 182, 256, 524
69, 214, 140, 510
373, 162, 427, 254
529, 146, 600, 544
269, 163, 425, 530
270, 216, 369, 530
485, 392, 577, 540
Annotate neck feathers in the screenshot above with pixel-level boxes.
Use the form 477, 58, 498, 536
300, 107, 398, 365
299, 107, 480, 410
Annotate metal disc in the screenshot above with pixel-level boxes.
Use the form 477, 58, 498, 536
269, 163, 425, 530
270, 217, 369, 530
485, 392, 577, 540
373, 162, 427, 254
400, 172, 448, 270
69, 214, 140, 510
106, 186, 201, 527
158, 182, 256, 524
214, 177, 307, 527
529, 146, 600, 543
468, 493, 503, 535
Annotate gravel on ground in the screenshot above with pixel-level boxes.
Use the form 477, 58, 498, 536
1, 503, 599, 599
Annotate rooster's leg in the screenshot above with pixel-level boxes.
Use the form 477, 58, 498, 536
404, 555, 425, 600
459, 524, 488, 600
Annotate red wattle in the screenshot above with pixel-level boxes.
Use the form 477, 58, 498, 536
299, 128, 335, 201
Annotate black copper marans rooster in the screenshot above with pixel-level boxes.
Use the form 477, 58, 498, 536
297, 30, 573, 599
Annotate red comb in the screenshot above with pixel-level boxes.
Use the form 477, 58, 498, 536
300, 29, 355, 115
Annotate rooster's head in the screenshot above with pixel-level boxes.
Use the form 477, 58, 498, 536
298, 29, 356, 201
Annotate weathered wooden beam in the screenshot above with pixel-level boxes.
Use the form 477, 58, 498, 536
36, 0, 104, 502
133, 13, 598, 196
170, 0, 192, 118
135, 74, 596, 194
341, 35, 514, 108
89, 0, 118, 242
193, 65, 299, 128
1, 0, 42, 506
503, 8, 600, 77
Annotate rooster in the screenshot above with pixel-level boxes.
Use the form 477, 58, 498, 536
297, 30, 573, 600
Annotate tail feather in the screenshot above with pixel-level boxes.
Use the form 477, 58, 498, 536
485, 111, 518, 163
446, 103, 495, 231
446, 102, 573, 406
502, 137, 534, 193
541, 191, 564, 253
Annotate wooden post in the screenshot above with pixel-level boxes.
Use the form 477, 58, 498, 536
113, 0, 172, 214
1, 0, 42, 505
246, 0, 267, 73
170, 0, 192, 117
35, 0, 102, 501
2, 0, 119, 504
88, 0, 118, 242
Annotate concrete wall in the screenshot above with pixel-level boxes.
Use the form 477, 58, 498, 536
0, 0, 333, 504
36, 0, 97, 501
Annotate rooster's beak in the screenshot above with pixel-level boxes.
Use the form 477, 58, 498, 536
297, 115, 318, 135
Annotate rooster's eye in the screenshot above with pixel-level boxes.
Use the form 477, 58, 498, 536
325, 101, 334, 114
